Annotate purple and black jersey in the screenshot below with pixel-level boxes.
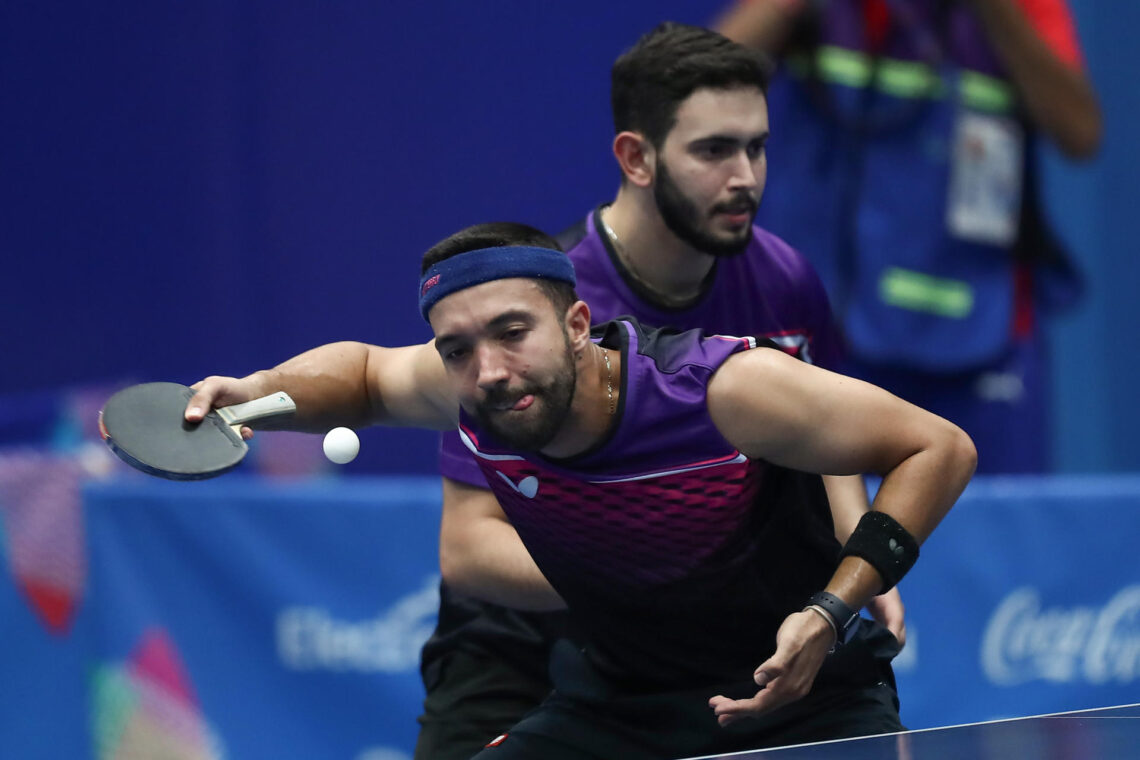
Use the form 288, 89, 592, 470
459, 320, 841, 686
439, 206, 842, 486
423, 208, 846, 686
564, 206, 840, 368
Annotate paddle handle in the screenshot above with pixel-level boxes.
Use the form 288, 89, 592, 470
215, 392, 297, 426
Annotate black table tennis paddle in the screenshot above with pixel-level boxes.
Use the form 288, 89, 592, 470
98, 381, 296, 480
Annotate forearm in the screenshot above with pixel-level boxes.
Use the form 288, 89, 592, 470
827, 425, 976, 609
439, 479, 567, 611
707, 349, 975, 609
824, 473, 906, 642
822, 473, 870, 543
440, 519, 566, 611
966, 0, 1101, 158
243, 341, 381, 433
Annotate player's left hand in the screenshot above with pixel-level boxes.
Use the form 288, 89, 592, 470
708, 609, 833, 726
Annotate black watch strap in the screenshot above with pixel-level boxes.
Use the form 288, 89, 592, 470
805, 591, 860, 648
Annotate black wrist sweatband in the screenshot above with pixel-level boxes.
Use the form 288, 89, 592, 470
839, 511, 920, 593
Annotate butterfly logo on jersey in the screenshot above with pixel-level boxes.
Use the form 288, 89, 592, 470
497, 471, 539, 499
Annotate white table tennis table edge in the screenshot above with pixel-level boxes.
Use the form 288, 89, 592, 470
681, 701, 1140, 759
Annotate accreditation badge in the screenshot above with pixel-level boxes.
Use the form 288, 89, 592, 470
945, 111, 1024, 247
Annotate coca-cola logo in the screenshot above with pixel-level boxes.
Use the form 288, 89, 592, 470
981, 586, 1140, 685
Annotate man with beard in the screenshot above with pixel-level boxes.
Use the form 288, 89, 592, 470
184, 223, 976, 758
418, 23, 906, 760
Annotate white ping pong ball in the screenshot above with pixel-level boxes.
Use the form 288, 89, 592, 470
323, 427, 360, 465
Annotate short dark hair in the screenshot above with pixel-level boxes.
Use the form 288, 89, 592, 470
420, 222, 578, 315
611, 22, 772, 148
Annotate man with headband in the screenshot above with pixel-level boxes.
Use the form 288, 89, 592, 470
186, 221, 975, 759
419, 24, 906, 760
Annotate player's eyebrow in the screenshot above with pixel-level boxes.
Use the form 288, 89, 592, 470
689, 130, 769, 149
435, 310, 536, 351
484, 310, 536, 331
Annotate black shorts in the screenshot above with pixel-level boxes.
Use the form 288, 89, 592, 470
415, 648, 554, 760
470, 638, 903, 760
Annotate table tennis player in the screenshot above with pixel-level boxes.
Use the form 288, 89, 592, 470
418, 23, 906, 760
185, 223, 976, 759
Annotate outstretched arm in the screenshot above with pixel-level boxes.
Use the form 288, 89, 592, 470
185, 340, 458, 433
706, 347, 975, 723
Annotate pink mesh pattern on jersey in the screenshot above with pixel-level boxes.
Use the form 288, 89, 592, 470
479, 455, 763, 596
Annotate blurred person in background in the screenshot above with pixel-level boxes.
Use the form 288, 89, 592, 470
714, 0, 1101, 473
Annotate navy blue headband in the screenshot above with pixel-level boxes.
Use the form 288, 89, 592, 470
419, 246, 577, 321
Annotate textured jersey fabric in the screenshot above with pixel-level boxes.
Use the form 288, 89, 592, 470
458, 319, 844, 687
423, 210, 842, 685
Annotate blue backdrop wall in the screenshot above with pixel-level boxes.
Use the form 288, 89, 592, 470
1041, 1, 1140, 472
2, 1, 1137, 473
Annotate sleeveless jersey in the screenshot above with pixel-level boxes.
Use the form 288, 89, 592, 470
458, 319, 840, 686
439, 207, 840, 486
425, 211, 843, 682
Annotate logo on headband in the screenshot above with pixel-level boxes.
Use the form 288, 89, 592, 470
421, 274, 441, 296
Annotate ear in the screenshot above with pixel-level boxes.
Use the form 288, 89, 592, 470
612, 131, 655, 188
565, 300, 593, 354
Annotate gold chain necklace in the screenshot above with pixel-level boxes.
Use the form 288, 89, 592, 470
599, 345, 615, 415
599, 209, 702, 308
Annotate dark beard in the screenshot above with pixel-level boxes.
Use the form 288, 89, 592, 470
473, 333, 577, 452
653, 158, 756, 257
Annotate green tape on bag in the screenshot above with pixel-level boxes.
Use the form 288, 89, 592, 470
879, 267, 974, 318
